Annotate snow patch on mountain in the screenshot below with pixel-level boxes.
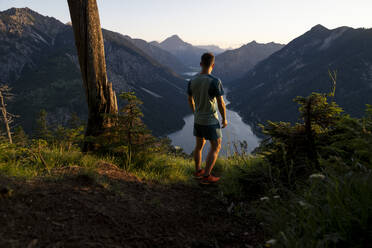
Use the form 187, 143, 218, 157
141, 87, 162, 98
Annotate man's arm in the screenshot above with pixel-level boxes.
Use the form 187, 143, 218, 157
216, 96, 227, 128
188, 95, 195, 113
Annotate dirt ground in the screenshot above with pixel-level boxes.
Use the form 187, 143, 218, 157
0, 163, 262, 248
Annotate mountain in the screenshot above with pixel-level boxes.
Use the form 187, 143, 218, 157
196, 45, 225, 55
228, 25, 372, 133
213, 41, 284, 83
0, 8, 190, 136
151, 35, 208, 68
124, 35, 189, 74
0, 7, 66, 83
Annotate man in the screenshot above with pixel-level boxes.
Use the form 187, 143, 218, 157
187, 53, 227, 184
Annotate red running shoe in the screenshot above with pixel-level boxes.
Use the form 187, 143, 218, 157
200, 175, 220, 184
193, 169, 205, 179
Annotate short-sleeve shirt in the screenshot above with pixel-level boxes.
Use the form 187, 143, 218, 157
187, 74, 224, 125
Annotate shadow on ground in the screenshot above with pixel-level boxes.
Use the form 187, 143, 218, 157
0, 163, 261, 248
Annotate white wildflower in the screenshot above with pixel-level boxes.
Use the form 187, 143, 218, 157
227, 202, 235, 214
265, 239, 277, 246
309, 173, 325, 180
260, 196, 270, 201
273, 195, 280, 199
298, 200, 311, 208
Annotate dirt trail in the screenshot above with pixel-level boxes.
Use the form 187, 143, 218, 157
0, 164, 261, 248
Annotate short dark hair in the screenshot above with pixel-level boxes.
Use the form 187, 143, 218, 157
201, 53, 215, 67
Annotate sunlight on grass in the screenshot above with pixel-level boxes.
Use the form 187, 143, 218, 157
128, 154, 195, 184
0, 143, 113, 179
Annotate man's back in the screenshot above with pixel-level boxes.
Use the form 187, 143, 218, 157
188, 52, 227, 184
188, 74, 224, 126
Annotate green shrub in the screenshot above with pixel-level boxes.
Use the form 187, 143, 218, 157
216, 156, 272, 200
258, 168, 372, 248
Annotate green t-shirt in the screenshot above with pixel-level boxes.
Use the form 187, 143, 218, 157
187, 74, 224, 126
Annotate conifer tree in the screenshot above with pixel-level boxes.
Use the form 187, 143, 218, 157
100, 92, 154, 163
119, 92, 151, 149
259, 91, 343, 185
35, 110, 51, 141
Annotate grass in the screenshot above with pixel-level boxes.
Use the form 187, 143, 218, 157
258, 168, 372, 248
0, 142, 112, 179
214, 155, 268, 199
0, 141, 264, 195
127, 153, 195, 184
1, 141, 371, 248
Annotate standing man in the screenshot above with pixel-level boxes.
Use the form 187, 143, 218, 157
187, 53, 227, 184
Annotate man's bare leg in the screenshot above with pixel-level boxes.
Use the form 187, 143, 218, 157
204, 138, 222, 176
194, 137, 206, 172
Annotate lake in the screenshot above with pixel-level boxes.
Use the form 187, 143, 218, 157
169, 72, 260, 157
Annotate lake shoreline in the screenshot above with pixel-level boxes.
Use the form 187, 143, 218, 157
168, 79, 261, 156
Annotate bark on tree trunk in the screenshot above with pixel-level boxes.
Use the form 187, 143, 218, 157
67, 0, 118, 152
0, 91, 12, 144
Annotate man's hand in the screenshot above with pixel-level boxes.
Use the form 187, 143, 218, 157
188, 95, 195, 113
217, 96, 227, 128
221, 119, 228, 128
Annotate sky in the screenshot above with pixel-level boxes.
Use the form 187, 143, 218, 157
1, 0, 372, 48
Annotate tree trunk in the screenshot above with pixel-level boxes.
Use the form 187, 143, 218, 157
0, 91, 12, 144
67, 0, 118, 152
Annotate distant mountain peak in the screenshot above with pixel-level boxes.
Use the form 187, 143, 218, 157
162, 34, 185, 44
0, 7, 66, 40
169, 34, 181, 39
1, 7, 39, 17
310, 24, 329, 32
0, 7, 58, 25
244, 40, 284, 48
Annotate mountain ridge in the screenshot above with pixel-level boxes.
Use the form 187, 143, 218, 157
213, 41, 285, 83
228, 24, 372, 134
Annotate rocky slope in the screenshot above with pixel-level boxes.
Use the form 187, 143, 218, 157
0, 7, 65, 83
0, 8, 190, 136
228, 25, 372, 133
213, 41, 284, 83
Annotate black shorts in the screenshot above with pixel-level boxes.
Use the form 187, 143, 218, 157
193, 123, 222, 140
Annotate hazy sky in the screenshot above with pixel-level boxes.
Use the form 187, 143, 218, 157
1, 0, 372, 48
